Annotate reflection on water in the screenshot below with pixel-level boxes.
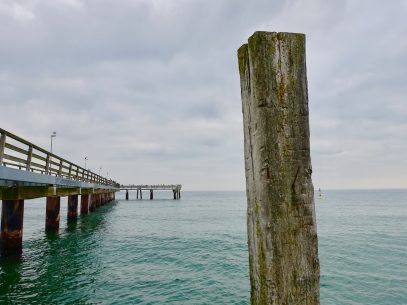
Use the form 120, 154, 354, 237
0, 202, 117, 303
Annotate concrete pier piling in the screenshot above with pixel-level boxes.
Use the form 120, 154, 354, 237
46, 196, 60, 231
1, 199, 24, 253
67, 195, 78, 221
81, 194, 90, 215
238, 32, 320, 305
126, 190, 129, 201
150, 190, 153, 200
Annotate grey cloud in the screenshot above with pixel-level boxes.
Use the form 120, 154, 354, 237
0, 0, 406, 189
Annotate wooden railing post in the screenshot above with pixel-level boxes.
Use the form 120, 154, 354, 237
0, 133, 6, 165
58, 160, 63, 176
26, 146, 33, 171
45, 154, 50, 174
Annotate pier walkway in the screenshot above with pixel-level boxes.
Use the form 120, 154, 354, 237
0, 128, 120, 254
121, 184, 182, 200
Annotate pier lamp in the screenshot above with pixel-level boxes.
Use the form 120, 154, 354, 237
85, 156, 88, 169
50, 131, 56, 154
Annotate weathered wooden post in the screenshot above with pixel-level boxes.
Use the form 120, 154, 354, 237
46, 196, 60, 231
150, 189, 153, 200
81, 194, 90, 215
126, 190, 129, 201
67, 195, 78, 221
89, 194, 96, 212
95, 194, 100, 207
137, 189, 139, 199
1, 199, 24, 254
238, 31, 320, 305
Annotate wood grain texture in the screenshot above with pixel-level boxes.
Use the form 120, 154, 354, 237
238, 31, 320, 305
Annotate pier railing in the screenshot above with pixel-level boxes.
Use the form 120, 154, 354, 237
0, 128, 119, 188
120, 184, 182, 190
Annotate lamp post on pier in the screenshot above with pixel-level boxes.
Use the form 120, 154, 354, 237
49, 132, 56, 174
50, 131, 56, 154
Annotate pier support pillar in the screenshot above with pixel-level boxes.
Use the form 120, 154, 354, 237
1, 199, 24, 253
81, 194, 89, 215
90, 194, 96, 212
150, 190, 153, 200
173, 190, 176, 200
46, 197, 60, 231
126, 190, 129, 201
67, 195, 78, 221
238, 32, 320, 304
137, 189, 139, 199
96, 193, 100, 207
140, 190, 142, 200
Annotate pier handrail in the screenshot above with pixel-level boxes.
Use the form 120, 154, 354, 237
0, 128, 119, 188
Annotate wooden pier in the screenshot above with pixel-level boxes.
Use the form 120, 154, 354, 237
0, 128, 119, 255
120, 184, 182, 200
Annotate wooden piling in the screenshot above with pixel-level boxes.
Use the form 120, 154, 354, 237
1, 199, 24, 253
67, 195, 78, 221
238, 32, 320, 305
89, 194, 96, 211
126, 190, 129, 201
81, 194, 90, 215
150, 189, 153, 200
46, 197, 60, 231
95, 194, 100, 207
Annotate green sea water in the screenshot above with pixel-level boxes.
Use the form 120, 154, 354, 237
0, 190, 406, 304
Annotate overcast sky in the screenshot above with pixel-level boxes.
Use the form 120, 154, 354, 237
1, 0, 406, 190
